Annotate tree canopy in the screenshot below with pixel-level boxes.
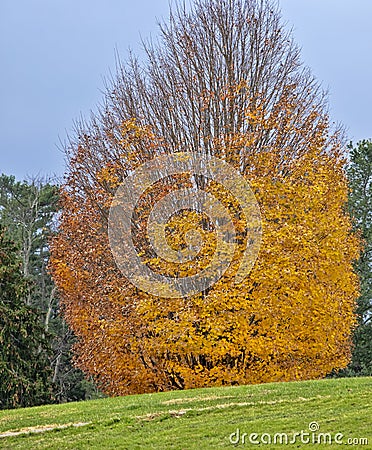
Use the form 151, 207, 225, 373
51, 0, 360, 395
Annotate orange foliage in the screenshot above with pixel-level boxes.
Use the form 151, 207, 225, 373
51, 112, 360, 395
51, 0, 360, 395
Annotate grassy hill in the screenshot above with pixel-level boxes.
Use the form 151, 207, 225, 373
0, 377, 370, 449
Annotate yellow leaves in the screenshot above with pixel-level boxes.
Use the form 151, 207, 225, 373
96, 165, 120, 188
119, 118, 158, 150
50, 104, 360, 396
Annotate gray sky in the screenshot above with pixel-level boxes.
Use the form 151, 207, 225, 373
0, 0, 371, 181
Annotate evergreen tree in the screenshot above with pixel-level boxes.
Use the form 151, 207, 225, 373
0, 226, 52, 409
0, 174, 102, 403
344, 140, 372, 375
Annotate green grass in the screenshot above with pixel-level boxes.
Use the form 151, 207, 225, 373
0, 377, 370, 449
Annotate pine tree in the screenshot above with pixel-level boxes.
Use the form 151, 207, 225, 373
0, 226, 52, 409
344, 140, 372, 375
0, 175, 101, 403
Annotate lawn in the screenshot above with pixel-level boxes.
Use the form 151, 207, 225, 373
0, 377, 370, 449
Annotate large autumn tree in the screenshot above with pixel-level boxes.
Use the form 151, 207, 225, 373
51, 0, 360, 395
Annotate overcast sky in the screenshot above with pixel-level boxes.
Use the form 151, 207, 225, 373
0, 0, 371, 181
